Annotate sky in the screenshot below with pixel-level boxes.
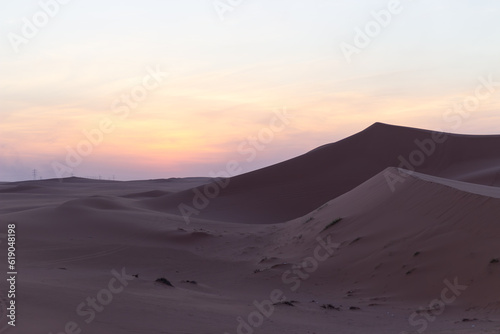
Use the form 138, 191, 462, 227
1, 0, 500, 181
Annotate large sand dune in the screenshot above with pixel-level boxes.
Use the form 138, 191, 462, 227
1, 123, 499, 333
143, 122, 500, 224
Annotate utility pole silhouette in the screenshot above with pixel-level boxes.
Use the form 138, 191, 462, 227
33, 169, 37, 180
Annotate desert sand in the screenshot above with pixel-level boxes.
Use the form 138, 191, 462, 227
1, 123, 500, 333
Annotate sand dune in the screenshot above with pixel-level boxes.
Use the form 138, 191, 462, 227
271, 167, 500, 306
144, 122, 500, 224
399, 168, 500, 198
1, 123, 500, 333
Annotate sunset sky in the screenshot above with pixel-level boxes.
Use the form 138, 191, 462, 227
1, 0, 500, 181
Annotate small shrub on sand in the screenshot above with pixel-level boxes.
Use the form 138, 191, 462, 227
155, 277, 174, 287
322, 217, 343, 231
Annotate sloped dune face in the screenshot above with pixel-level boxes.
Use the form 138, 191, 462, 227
271, 167, 500, 307
57, 196, 134, 211
147, 123, 500, 224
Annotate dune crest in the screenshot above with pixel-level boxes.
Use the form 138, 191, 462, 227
144, 123, 500, 224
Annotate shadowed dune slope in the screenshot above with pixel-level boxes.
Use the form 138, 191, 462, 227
144, 123, 500, 224
269, 167, 500, 306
